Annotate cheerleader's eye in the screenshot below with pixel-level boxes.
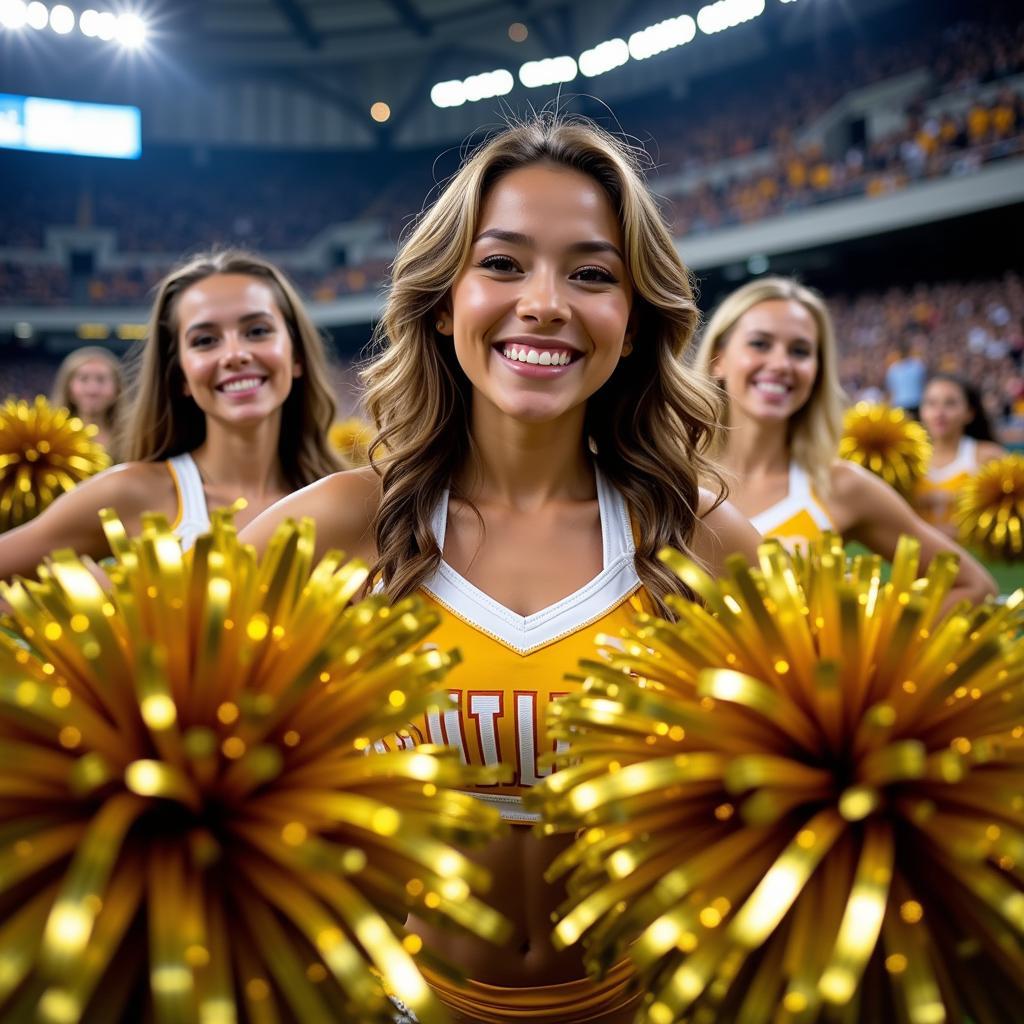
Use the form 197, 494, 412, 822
572, 265, 617, 284
479, 255, 521, 273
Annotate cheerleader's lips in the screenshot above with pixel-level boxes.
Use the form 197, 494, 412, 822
751, 378, 793, 405
493, 340, 582, 378
215, 375, 268, 398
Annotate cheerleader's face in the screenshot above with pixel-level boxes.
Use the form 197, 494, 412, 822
714, 299, 819, 423
68, 359, 118, 418
920, 380, 971, 443
175, 274, 301, 427
447, 163, 634, 425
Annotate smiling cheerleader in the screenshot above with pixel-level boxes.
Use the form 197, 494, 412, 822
693, 277, 995, 606
0, 250, 340, 578
239, 113, 762, 1023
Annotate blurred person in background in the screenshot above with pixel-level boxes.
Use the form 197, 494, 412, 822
694, 277, 996, 605
915, 373, 1006, 535
49, 345, 124, 456
0, 250, 341, 578
884, 329, 927, 417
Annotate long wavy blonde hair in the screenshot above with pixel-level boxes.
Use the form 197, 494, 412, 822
362, 114, 726, 614
694, 277, 846, 496
119, 250, 341, 488
51, 346, 124, 430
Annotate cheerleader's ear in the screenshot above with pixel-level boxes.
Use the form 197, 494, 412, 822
433, 313, 452, 336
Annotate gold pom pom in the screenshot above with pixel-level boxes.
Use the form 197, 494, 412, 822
0, 395, 110, 531
0, 511, 508, 1023
839, 402, 931, 498
956, 453, 1024, 562
329, 418, 375, 468
527, 535, 1024, 1024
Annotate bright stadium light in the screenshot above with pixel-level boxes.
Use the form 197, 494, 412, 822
79, 8, 146, 45
48, 2, 73, 33
628, 14, 697, 60
430, 80, 465, 108
0, 1, 29, 29
464, 68, 513, 101
518, 55, 577, 88
578, 38, 629, 78
25, 0, 45, 28
430, 68, 513, 108
696, 0, 765, 35
114, 11, 145, 46
95, 9, 116, 39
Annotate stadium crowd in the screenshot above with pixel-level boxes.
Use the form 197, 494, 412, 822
5, 274, 1022, 442
833, 275, 1024, 429
1, 4, 1022, 307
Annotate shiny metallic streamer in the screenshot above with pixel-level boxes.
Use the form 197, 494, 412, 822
0, 396, 110, 531
956, 453, 1024, 562
329, 418, 375, 469
839, 402, 932, 498
526, 534, 1024, 1024
0, 510, 509, 1023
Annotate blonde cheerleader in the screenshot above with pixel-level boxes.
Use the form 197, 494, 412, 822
693, 277, 995, 606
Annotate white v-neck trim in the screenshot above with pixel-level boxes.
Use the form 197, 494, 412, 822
423, 468, 640, 655
749, 462, 834, 536
927, 437, 977, 483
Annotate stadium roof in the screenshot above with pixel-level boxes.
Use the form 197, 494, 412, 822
0, 0, 915, 146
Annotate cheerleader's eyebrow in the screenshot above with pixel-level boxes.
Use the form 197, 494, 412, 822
473, 229, 624, 263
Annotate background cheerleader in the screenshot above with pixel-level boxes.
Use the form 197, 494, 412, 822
49, 345, 124, 455
0, 249, 340, 579
915, 372, 1007, 535
693, 277, 996, 605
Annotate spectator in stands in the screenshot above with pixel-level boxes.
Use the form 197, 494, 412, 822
884, 332, 928, 416
694, 276, 995, 603
0, 250, 341, 577
50, 346, 124, 456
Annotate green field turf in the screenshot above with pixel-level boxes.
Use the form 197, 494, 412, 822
844, 543, 1022, 596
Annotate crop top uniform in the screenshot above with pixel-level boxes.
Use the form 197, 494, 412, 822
165, 453, 211, 551
749, 461, 835, 548
383, 466, 649, 826
386, 467, 649, 1022
915, 437, 978, 529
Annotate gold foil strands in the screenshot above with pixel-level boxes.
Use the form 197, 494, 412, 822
0, 511, 508, 1022
526, 534, 1024, 1022
0, 396, 110, 531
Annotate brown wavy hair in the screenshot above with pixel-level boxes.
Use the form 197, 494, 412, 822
119, 250, 341, 488
362, 113, 726, 615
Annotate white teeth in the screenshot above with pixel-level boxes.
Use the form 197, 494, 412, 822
500, 346, 574, 366
755, 381, 788, 395
221, 378, 263, 393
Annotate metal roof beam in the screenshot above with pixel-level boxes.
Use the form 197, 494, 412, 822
383, 0, 432, 38
270, 0, 323, 50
